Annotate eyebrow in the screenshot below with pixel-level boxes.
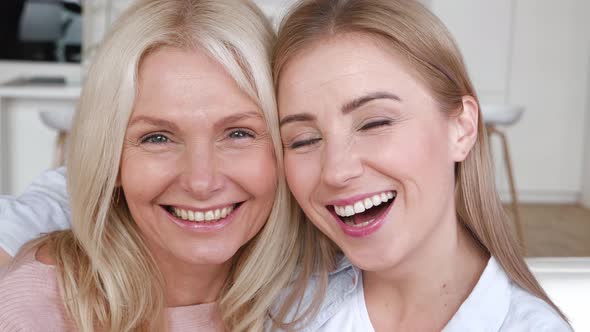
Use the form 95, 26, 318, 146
215, 111, 263, 129
279, 91, 401, 128
127, 115, 180, 132
279, 113, 317, 128
341, 91, 402, 114
128, 111, 263, 131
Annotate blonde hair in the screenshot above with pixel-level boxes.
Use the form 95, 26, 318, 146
18, 0, 301, 330
272, 0, 568, 325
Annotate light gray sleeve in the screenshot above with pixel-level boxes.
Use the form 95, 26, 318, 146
0, 167, 71, 256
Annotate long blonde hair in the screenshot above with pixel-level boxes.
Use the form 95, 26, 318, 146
272, 0, 567, 325
18, 0, 301, 330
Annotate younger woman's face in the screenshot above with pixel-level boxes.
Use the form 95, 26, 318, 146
278, 34, 476, 272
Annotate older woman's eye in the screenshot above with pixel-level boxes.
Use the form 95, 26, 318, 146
141, 133, 170, 144
359, 119, 393, 131
228, 129, 256, 140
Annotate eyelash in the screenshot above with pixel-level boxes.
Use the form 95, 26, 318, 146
359, 119, 393, 130
289, 138, 322, 149
287, 119, 393, 150
141, 133, 170, 144
227, 128, 256, 140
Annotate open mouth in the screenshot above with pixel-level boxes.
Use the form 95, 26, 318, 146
329, 191, 396, 228
163, 202, 243, 223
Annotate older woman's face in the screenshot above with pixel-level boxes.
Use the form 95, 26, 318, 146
278, 34, 475, 272
121, 47, 276, 268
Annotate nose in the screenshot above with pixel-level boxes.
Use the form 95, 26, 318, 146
320, 138, 363, 188
179, 142, 224, 198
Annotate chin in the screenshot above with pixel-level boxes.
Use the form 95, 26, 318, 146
178, 243, 242, 266
341, 239, 407, 273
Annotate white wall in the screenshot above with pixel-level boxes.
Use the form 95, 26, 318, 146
509, 0, 587, 202
431, 0, 513, 104
582, 4, 590, 208
432, 0, 590, 203
584, 65, 590, 208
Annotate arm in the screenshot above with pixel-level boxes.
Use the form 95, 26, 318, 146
0, 167, 71, 261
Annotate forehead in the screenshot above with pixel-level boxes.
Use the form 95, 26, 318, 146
277, 33, 428, 111
134, 46, 260, 119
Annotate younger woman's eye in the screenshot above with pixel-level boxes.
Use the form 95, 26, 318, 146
289, 138, 322, 150
228, 129, 256, 140
141, 133, 170, 144
359, 119, 393, 131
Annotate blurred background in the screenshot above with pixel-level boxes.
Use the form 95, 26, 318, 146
0, 0, 588, 256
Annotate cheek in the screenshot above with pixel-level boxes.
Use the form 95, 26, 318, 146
284, 153, 320, 208
120, 150, 179, 206
224, 145, 278, 200
395, 131, 455, 202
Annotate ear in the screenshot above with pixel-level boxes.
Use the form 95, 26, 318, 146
449, 96, 478, 162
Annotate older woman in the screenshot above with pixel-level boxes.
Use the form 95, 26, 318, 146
0, 0, 301, 330
272, 0, 571, 331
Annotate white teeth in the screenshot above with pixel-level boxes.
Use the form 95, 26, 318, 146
371, 195, 381, 206
333, 191, 396, 218
344, 206, 355, 217
353, 201, 365, 214
205, 211, 214, 221
195, 211, 204, 221
172, 205, 235, 222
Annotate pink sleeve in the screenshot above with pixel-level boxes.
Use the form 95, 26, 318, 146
0, 253, 75, 331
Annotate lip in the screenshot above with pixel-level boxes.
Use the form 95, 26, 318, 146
164, 202, 239, 212
161, 203, 241, 233
329, 196, 395, 238
326, 190, 395, 206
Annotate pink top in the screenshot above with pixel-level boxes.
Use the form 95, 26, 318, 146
0, 252, 224, 332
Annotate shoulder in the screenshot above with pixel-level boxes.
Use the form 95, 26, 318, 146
501, 283, 573, 332
268, 255, 361, 331
0, 248, 71, 330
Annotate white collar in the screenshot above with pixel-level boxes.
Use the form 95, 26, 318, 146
443, 257, 511, 331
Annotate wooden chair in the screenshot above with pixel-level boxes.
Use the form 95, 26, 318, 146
482, 104, 526, 249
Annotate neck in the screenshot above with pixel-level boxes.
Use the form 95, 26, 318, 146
151, 249, 233, 308
363, 213, 489, 331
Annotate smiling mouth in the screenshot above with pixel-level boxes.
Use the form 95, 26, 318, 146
329, 191, 396, 228
163, 202, 243, 223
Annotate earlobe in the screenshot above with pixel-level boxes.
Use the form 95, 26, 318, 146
451, 96, 479, 162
